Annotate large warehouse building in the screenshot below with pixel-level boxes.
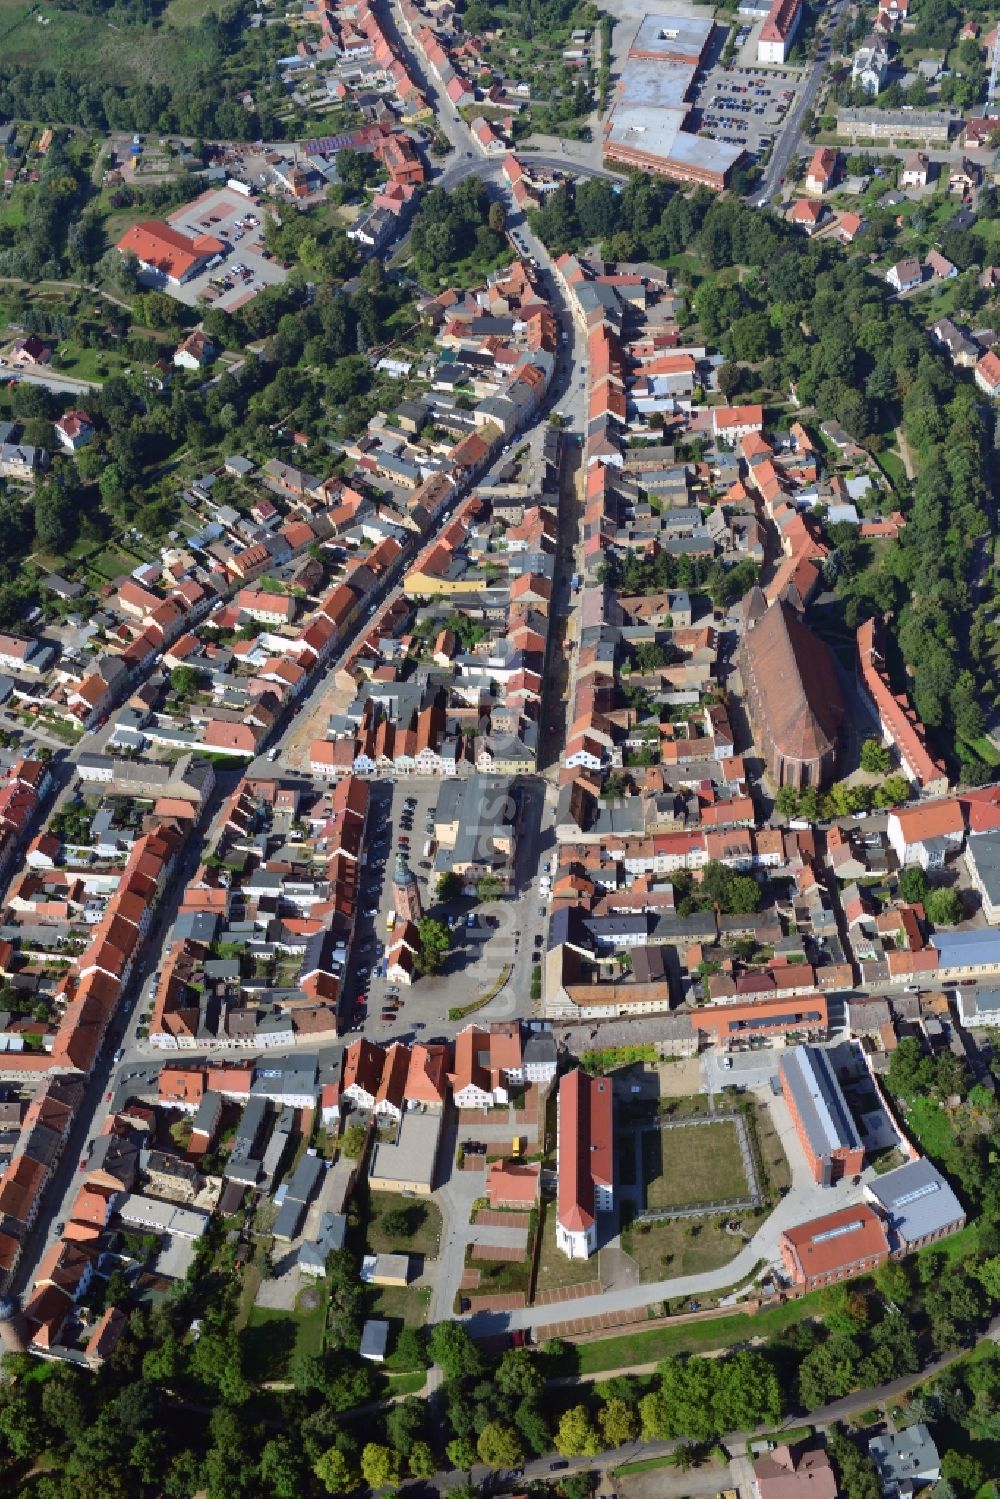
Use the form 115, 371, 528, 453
604, 12, 745, 190
780, 1045, 864, 1186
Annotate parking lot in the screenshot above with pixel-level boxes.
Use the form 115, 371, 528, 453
343, 777, 547, 1042
163, 185, 288, 313
689, 58, 805, 157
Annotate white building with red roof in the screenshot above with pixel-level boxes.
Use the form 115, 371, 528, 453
116, 220, 225, 286
556, 1069, 614, 1259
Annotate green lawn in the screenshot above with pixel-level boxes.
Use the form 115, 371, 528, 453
241, 1294, 327, 1381
621, 1214, 751, 1282
961, 735, 1000, 768
877, 449, 907, 490
164, 0, 218, 22
640, 1121, 748, 1210
365, 1282, 429, 1330
573, 1294, 824, 1376
534, 1200, 600, 1295
613, 1456, 677, 1476
904, 1095, 959, 1161
360, 1189, 442, 1259
51, 343, 131, 383
749, 1099, 792, 1197
90, 548, 136, 582
386, 1370, 426, 1396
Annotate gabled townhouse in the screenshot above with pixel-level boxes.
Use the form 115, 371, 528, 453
887, 799, 965, 869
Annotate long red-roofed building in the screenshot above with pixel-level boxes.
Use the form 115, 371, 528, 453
116, 220, 225, 285
556, 1069, 613, 1259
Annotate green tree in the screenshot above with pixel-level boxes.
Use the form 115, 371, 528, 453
925, 886, 963, 926
415, 916, 452, 976
170, 665, 201, 698
446, 1437, 479, 1471
380, 1208, 413, 1241
555, 1404, 602, 1457
385, 1397, 425, 1457
717, 361, 742, 400
775, 785, 800, 818
34, 481, 76, 552
313, 1444, 358, 1495
898, 866, 928, 904
488, 201, 507, 233
496, 1347, 544, 1398
559, 1475, 596, 1499
826, 1425, 880, 1499
978, 1255, 1000, 1302
408, 1441, 437, 1479
860, 738, 891, 774
874, 1259, 913, 1305
597, 1397, 639, 1447
339, 1123, 366, 1159
476, 875, 504, 902
940, 1450, 987, 1496
875, 774, 911, 809
428, 1321, 483, 1380
260, 1436, 306, 1498
436, 872, 462, 900
477, 1422, 524, 1468
360, 1442, 403, 1489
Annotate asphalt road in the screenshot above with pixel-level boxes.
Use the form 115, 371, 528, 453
7, 28, 597, 1305
755, 2, 848, 204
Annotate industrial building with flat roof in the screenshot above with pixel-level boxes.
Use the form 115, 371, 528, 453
779, 1045, 864, 1185
603, 11, 745, 190
368, 1109, 443, 1196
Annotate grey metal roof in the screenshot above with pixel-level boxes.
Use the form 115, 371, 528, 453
780, 1046, 862, 1159
865, 1158, 965, 1247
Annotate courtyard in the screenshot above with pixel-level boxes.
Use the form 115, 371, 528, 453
639, 1119, 751, 1213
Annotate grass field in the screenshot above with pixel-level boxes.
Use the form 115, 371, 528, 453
164, 0, 218, 23
572, 1293, 824, 1376
0, 1, 219, 92
640, 1121, 748, 1211
241, 1293, 326, 1381
361, 1189, 442, 1260
622, 1214, 750, 1281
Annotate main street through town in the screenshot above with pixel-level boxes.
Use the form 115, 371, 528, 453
4, 50, 594, 1299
